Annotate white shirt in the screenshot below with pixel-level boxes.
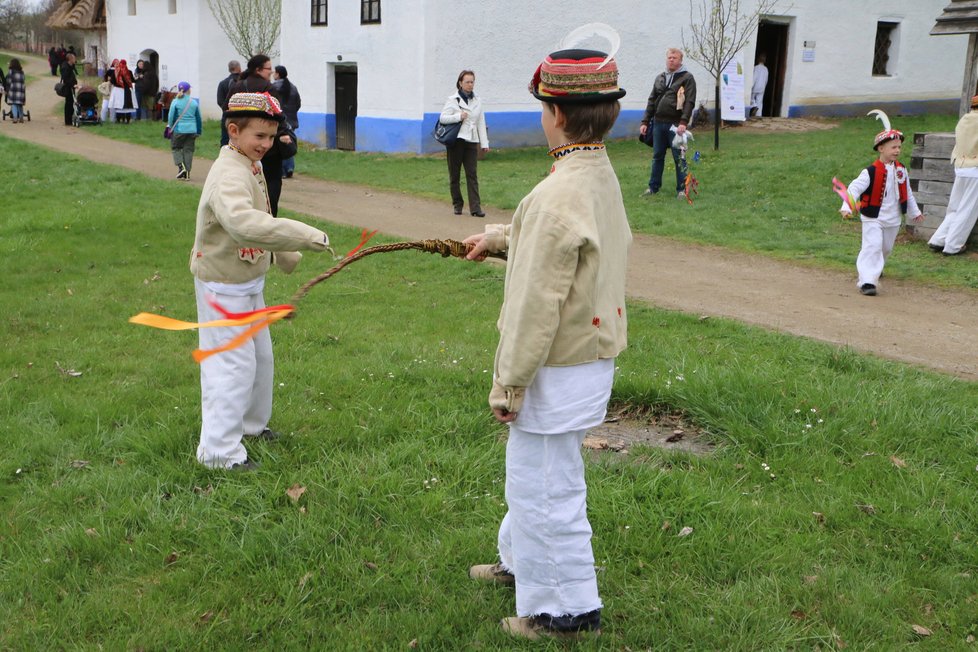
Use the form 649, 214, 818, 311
514, 359, 615, 435
844, 162, 922, 227
752, 64, 769, 95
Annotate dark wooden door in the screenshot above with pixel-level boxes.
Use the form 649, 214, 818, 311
335, 70, 357, 151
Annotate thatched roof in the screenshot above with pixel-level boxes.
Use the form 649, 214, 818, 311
46, 0, 106, 31
932, 0, 978, 35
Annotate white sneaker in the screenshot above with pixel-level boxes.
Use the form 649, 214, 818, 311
640, 189, 654, 198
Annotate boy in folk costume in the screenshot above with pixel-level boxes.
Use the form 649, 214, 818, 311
840, 110, 924, 296
190, 92, 330, 470
463, 26, 631, 640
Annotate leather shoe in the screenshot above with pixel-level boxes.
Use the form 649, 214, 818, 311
453, 207, 463, 215
859, 283, 877, 296
471, 210, 486, 217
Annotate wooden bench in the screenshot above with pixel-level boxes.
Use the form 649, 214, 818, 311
909, 131, 978, 246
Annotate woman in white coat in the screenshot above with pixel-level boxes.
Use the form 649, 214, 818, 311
440, 70, 489, 216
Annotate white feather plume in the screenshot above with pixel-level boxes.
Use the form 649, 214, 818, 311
558, 23, 621, 70
867, 109, 891, 132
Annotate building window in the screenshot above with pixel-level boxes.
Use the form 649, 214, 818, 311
128, 0, 136, 15
311, 0, 327, 25
361, 0, 380, 24
168, 0, 176, 14
872, 21, 898, 76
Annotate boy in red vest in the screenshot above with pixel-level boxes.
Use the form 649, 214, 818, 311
840, 110, 924, 295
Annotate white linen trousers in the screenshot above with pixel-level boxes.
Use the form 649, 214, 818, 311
495, 359, 613, 618
928, 171, 978, 255
194, 278, 273, 468
856, 220, 899, 287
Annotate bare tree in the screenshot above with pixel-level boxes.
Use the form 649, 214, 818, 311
682, 0, 781, 149
206, 0, 281, 59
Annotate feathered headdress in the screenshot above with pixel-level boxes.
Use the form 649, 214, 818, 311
868, 109, 904, 150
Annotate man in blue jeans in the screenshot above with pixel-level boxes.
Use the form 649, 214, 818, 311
639, 48, 697, 198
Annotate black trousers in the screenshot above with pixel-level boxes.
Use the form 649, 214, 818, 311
64, 94, 74, 125
263, 162, 283, 216
446, 140, 481, 213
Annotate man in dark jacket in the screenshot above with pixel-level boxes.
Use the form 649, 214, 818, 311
216, 59, 240, 145
639, 48, 697, 198
60, 53, 78, 126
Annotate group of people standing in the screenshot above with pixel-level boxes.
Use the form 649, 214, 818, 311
98, 58, 158, 124
46, 45, 74, 77
215, 55, 301, 214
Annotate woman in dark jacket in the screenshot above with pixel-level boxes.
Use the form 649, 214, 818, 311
6, 59, 26, 123
60, 53, 78, 126
272, 65, 301, 178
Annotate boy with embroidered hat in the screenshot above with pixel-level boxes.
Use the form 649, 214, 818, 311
463, 25, 631, 640
839, 110, 924, 296
190, 92, 330, 470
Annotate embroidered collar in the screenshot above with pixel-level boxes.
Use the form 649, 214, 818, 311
548, 142, 605, 159
227, 143, 262, 175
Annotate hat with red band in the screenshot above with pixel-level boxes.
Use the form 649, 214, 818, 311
868, 109, 903, 150
224, 92, 283, 122
529, 48, 626, 104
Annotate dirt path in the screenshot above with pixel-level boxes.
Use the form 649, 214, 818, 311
6, 53, 977, 381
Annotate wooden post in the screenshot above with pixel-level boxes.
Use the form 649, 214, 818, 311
961, 33, 978, 117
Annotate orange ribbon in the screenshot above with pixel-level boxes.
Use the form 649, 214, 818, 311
129, 301, 294, 363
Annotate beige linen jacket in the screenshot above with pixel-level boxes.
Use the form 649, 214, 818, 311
190, 147, 328, 283
951, 110, 978, 169
482, 148, 631, 414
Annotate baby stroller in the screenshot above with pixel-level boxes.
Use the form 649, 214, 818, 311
72, 86, 101, 127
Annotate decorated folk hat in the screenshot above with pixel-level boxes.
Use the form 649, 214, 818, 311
529, 23, 626, 104
869, 109, 904, 150
224, 92, 283, 122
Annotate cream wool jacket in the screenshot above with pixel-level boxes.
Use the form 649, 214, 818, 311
951, 110, 978, 169
440, 92, 489, 148
482, 148, 631, 414
190, 147, 329, 283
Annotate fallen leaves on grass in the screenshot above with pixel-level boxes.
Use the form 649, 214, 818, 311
55, 362, 82, 377
364, 561, 378, 571
84, 528, 98, 537
165, 551, 179, 565
911, 624, 932, 637
666, 429, 685, 443
286, 483, 307, 502
70, 460, 89, 469
199, 611, 214, 624
299, 572, 314, 589
856, 504, 877, 515
890, 455, 907, 468
677, 526, 694, 538
813, 512, 826, 525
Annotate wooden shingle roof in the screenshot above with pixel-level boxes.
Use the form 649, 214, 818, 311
932, 0, 978, 35
46, 0, 106, 31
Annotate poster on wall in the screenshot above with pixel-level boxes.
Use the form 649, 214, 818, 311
720, 53, 746, 122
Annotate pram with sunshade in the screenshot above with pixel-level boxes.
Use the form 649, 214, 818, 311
72, 85, 101, 126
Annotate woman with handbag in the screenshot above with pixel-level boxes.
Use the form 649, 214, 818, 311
440, 70, 489, 217
167, 81, 202, 180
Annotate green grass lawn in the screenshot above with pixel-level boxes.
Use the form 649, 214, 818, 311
91, 112, 977, 290
2, 134, 978, 649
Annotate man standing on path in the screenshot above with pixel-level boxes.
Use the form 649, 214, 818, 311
59, 53, 78, 126
750, 53, 768, 118
216, 60, 241, 146
639, 48, 696, 199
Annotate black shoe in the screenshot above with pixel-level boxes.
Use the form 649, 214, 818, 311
471, 210, 486, 217
285, 171, 293, 179
176, 163, 188, 179
454, 207, 463, 215
246, 427, 281, 441
928, 243, 943, 252
859, 283, 877, 296
230, 457, 260, 471
942, 248, 966, 256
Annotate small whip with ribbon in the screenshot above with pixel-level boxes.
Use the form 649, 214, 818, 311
130, 230, 505, 362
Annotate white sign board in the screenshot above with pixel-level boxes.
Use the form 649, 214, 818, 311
720, 54, 746, 122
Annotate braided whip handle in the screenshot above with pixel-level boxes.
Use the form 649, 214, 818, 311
290, 238, 505, 306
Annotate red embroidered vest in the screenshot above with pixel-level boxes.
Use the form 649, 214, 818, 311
859, 159, 908, 218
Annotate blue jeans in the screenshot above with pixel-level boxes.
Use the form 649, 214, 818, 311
282, 156, 295, 176
648, 120, 685, 194
11, 104, 23, 120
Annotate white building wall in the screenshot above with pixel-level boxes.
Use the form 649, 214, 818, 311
106, 0, 967, 151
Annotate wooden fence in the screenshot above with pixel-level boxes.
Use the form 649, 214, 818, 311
909, 131, 978, 246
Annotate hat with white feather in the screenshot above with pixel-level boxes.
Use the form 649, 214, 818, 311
529, 23, 626, 104
868, 109, 904, 150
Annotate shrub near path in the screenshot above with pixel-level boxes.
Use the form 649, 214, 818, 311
2, 51, 977, 381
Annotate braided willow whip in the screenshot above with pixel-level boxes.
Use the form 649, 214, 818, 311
290, 238, 506, 306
